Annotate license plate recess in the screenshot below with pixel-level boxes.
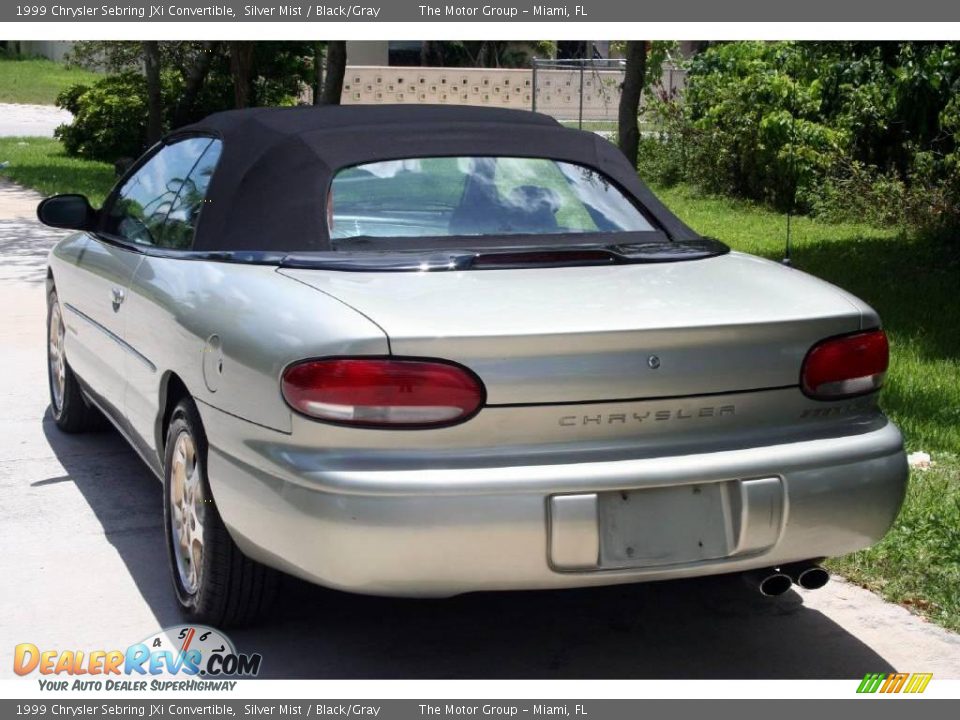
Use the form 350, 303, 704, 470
597, 477, 784, 569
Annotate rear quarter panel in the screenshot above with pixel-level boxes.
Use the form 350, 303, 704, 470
123, 257, 389, 464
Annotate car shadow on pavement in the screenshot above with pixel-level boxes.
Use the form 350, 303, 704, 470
43, 414, 896, 680
0, 219, 68, 285
40, 411, 184, 626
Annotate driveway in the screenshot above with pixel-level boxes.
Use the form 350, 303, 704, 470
1, 178, 959, 679
0, 103, 72, 138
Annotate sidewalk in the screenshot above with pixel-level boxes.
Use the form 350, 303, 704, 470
0, 178, 67, 283
0, 103, 72, 138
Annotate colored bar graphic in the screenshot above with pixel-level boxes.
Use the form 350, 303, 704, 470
903, 673, 934, 694
857, 673, 886, 693
857, 672, 932, 694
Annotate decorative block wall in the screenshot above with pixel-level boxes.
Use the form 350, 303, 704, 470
340, 66, 685, 122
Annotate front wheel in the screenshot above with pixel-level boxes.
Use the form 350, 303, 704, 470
47, 289, 106, 433
163, 398, 277, 626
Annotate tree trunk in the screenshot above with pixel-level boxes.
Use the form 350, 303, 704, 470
618, 41, 648, 166
313, 42, 325, 105
172, 41, 217, 128
420, 41, 440, 67
320, 41, 346, 105
143, 41, 163, 146
229, 42, 254, 109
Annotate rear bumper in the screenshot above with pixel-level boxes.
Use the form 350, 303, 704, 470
201, 406, 907, 597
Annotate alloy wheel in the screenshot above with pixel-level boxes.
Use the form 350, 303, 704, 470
169, 430, 205, 595
48, 303, 66, 413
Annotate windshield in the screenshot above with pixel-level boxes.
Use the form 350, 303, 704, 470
329, 156, 655, 241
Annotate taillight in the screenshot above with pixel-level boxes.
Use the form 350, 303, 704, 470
801, 329, 889, 399
281, 358, 485, 427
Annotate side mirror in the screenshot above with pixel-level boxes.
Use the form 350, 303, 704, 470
37, 194, 97, 231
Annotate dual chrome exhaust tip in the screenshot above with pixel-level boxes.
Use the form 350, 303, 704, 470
787, 563, 830, 591
744, 561, 830, 597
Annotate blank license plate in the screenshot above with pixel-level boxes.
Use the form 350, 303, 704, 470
598, 482, 736, 569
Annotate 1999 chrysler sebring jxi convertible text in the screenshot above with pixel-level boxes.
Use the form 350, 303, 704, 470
38, 106, 907, 626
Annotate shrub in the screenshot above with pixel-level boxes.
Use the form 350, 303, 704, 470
636, 91, 690, 187
642, 41, 960, 238
807, 159, 908, 227
56, 72, 159, 161
54, 82, 91, 116
681, 42, 847, 211
54, 42, 315, 163
55, 63, 309, 163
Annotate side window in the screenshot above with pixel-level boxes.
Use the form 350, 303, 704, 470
105, 137, 215, 249
161, 140, 222, 250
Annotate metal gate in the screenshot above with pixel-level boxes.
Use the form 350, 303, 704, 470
531, 58, 686, 128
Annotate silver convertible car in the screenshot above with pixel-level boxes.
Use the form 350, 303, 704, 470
40, 106, 907, 626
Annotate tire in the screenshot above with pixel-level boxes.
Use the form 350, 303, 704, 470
47, 289, 107, 433
163, 397, 277, 627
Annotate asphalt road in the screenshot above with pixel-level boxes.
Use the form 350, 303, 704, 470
1, 178, 959, 679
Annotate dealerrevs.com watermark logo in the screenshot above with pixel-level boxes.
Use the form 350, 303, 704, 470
857, 672, 933, 694
13, 625, 261, 691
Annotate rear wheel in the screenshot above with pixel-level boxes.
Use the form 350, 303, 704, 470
163, 397, 277, 626
47, 289, 106, 433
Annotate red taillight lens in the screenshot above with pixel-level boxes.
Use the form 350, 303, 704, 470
801, 329, 889, 399
281, 358, 485, 427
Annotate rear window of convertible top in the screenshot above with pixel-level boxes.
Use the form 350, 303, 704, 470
328, 156, 656, 242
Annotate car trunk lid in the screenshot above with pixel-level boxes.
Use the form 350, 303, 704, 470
278, 252, 867, 405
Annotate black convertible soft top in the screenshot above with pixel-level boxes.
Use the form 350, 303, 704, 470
175, 105, 701, 253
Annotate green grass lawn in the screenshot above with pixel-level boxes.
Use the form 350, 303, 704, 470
0, 137, 114, 205
559, 119, 656, 134
655, 184, 960, 632
0, 57, 100, 106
